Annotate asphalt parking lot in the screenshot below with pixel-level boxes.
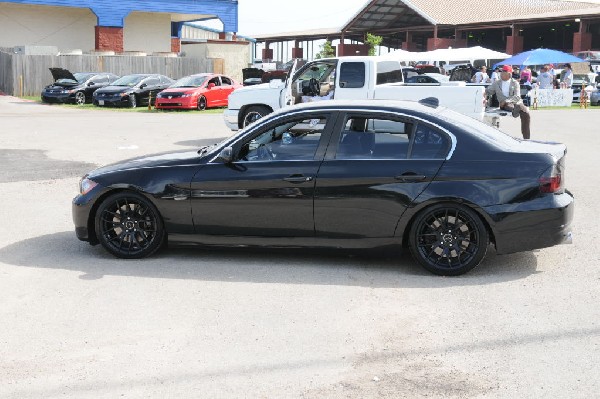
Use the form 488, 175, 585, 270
0, 96, 598, 398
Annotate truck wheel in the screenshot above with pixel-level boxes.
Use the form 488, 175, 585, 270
241, 106, 270, 128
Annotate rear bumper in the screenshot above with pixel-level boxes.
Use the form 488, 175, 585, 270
224, 109, 239, 130
483, 191, 574, 254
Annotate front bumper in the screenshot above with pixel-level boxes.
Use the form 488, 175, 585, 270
72, 186, 108, 244
224, 109, 239, 130
483, 191, 574, 254
156, 97, 195, 109
93, 95, 130, 107
41, 91, 75, 104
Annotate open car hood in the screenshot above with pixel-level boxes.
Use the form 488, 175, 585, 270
49, 67, 77, 82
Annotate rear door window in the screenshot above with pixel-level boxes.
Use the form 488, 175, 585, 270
339, 62, 366, 88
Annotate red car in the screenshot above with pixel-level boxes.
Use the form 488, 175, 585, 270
155, 73, 241, 110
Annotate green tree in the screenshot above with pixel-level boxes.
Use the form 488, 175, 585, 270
315, 40, 335, 59
365, 33, 383, 56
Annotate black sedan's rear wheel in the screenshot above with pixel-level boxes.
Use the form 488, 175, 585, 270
95, 192, 165, 259
75, 91, 86, 105
409, 204, 488, 276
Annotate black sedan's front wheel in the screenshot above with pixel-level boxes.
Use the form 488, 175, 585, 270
75, 91, 86, 105
409, 204, 489, 276
95, 192, 165, 259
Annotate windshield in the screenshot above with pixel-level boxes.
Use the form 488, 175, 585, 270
172, 76, 208, 88
112, 75, 145, 87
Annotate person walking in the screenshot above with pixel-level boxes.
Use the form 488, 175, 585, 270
485, 65, 531, 139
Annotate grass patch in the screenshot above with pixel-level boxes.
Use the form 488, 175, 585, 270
532, 104, 599, 110
18, 96, 224, 114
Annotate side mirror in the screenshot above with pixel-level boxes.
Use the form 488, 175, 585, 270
139, 83, 147, 89
88, 81, 95, 86
216, 146, 233, 163
207, 83, 216, 89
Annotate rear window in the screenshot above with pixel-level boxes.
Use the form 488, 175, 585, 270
437, 108, 520, 150
340, 62, 365, 88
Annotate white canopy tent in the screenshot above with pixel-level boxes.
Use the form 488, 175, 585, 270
380, 46, 510, 64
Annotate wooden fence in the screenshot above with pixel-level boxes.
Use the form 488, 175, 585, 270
0, 50, 214, 96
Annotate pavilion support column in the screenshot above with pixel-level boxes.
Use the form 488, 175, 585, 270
262, 41, 273, 62
402, 31, 417, 51
454, 29, 467, 48
506, 25, 523, 55
573, 21, 592, 53
291, 40, 303, 59
95, 26, 123, 53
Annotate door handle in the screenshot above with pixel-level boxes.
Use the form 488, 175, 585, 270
283, 175, 314, 183
395, 174, 426, 182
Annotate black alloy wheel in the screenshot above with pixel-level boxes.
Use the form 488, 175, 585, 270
409, 204, 489, 276
242, 105, 270, 128
95, 192, 165, 259
197, 95, 207, 111
129, 94, 137, 108
75, 91, 86, 105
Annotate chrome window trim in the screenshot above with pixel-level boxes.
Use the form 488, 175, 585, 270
210, 107, 457, 163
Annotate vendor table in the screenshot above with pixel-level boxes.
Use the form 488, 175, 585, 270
528, 88, 573, 107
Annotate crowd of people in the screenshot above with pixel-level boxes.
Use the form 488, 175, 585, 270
469, 63, 574, 89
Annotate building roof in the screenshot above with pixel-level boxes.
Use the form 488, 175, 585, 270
343, 0, 600, 33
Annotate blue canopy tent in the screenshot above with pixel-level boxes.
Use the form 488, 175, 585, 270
493, 48, 584, 68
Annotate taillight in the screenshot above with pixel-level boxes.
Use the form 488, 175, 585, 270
539, 164, 563, 193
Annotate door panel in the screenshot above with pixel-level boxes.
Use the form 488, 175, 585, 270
190, 113, 336, 237
314, 113, 449, 238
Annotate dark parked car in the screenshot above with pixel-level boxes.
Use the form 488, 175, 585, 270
73, 100, 574, 276
41, 68, 119, 105
92, 74, 174, 108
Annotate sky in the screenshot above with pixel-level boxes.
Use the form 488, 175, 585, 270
233, 0, 368, 36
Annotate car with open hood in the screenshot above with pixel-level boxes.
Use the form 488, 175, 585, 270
72, 99, 574, 276
92, 74, 174, 108
41, 68, 119, 105
155, 73, 242, 110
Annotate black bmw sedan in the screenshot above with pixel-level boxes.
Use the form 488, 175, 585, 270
92, 74, 174, 108
73, 100, 574, 276
41, 68, 119, 105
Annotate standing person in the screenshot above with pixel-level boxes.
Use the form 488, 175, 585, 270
490, 66, 501, 83
471, 66, 490, 83
485, 65, 531, 139
561, 63, 573, 88
520, 66, 532, 84
537, 65, 554, 89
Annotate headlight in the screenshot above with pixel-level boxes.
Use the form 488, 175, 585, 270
79, 177, 98, 195
120, 92, 129, 97
182, 93, 193, 98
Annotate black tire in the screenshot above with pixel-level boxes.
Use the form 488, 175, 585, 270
408, 203, 489, 276
75, 91, 86, 105
197, 95, 207, 111
94, 192, 165, 259
241, 105, 270, 128
129, 94, 137, 108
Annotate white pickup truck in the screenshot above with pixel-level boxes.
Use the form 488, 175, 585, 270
224, 56, 500, 130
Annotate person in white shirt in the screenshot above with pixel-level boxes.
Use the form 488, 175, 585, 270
561, 63, 573, 88
471, 66, 491, 83
485, 65, 530, 139
490, 67, 501, 83
537, 66, 554, 89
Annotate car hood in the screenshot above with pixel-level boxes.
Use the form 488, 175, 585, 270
95, 86, 135, 94
44, 82, 82, 89
49, 67, 77, 82
89, 150, 202, 178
